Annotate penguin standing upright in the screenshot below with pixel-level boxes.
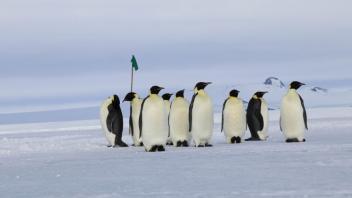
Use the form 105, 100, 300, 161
280, 81, 308, 142
169, 89, 190, 147
123, 92, 143, 146
162, 93, 173, 145
221, 89, 247, 144
139, 86, 168, 152
100, 95, 128, 147
189, 82, 213, 147
246, 91, 269, 141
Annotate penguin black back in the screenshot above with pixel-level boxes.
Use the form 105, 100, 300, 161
106, 95, 123, 138
246, 92, 267, 139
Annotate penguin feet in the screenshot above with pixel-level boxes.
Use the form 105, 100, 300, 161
133, 142, 143, 147
196, 144, 205, 147
230, 136, 242, 144
114, 138, 128, 147
205, 143, 213, 147
148, 145, 158, 152
286, 138, 299, 143
176, 141, 189, 147
166, 142, 174, 146
113, 141, 129, 147
176, 141, 183, 147
245, 137, 261, 141
147, 145, 165, 152
286, 138, 305, 143
157, 145, 165, 152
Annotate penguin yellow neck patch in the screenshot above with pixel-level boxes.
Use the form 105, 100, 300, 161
197, 90, 206, 96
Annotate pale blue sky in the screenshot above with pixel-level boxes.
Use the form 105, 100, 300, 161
1, 0, 351, 77
1, 0, 352, 110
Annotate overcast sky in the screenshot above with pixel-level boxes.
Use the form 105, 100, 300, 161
1, 0, 352, 106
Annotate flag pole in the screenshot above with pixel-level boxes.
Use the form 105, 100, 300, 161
130, 65, 134, 92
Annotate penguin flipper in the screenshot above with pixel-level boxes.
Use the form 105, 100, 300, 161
168, 107, 171, 137
221, 98, 229, 132
110, 109, 123, 137
129, 105, 133, 136
139, 96, 149, 138
189, 93, 198, 132
299, 95, 308, 130
255, 101, 264, 131
106, 104, 116, 133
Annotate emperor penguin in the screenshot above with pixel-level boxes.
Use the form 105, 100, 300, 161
162, 93, 173, 145
99, 95, 128, 147
221, 89, 247, 144
246, 91, 269, 141
280, 81, 308, 142
123, 92, 143, 146
189, 82, 214, 147
169, 89, 190, 147
139, 86, 168, 152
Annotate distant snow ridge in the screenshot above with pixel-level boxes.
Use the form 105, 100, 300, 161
311, 87, 328, 93
264, 77, 285, 88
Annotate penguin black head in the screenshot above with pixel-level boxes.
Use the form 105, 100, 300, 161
254, 91, 268, 98
123, 92, 136, 102
150, 86, 164, 95
112, 95, 120, 107
229, 89, 240, 97
194, 82, 212, 91
290, 81, 305, 90
176, 89, 185, 98
162, 93, 173, 101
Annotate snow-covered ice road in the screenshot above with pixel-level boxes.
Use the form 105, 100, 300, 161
1, 107, 352, 198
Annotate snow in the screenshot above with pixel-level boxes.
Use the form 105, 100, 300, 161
1, 107, 352, 197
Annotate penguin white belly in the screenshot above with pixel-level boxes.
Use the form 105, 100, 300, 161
142, 97, 168, 150
99, 98, 116, 146
131, 99, 142, 146
164, 101, 171, 116
170, 98, 189, 145
258, 99, 269, 140
281, 95, 305, 140
192, 95, 213, 145
223, 99, 246, 143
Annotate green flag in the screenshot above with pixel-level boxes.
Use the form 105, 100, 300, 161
131, 55, 139, 71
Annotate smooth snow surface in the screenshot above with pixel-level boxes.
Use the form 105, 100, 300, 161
1, 107, 352, 197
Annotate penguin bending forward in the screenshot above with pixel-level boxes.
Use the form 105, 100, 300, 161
246, 91, 269, 141
189, 82, 214, 147
169, 89, 190, 147
139, 86, 168, 152
162, 93, 173, 145
280, 81, 308, 143
123, 92, 143, 146
100, 95, 128, 147
221, 89, 247, 144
